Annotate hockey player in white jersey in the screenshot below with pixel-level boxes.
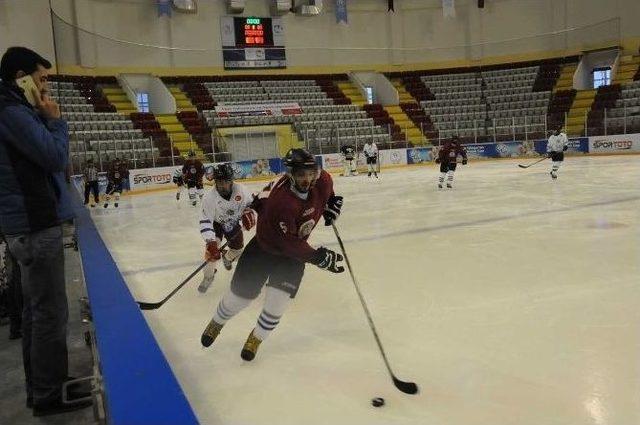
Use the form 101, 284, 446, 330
198, 163, 257, 293
547, 130, 569, 179
363, 140, 379, 178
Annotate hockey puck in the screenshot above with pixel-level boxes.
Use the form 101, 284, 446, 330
371, 397, 385, 407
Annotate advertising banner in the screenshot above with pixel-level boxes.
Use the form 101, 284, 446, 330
379, 148, 408, 166
129, 166, 176, 191
534, 137, 589, 155
588, 134, 640, 153
406, 147, 433, 164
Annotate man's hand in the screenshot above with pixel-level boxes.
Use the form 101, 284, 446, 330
33, 88, 61, 120
205, 240, 221, 262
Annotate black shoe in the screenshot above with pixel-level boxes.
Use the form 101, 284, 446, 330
33, 396, 92, 417
32, 382, 92, 416
27, 377, 89, 409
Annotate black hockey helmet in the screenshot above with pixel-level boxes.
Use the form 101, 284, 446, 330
283, 148, 317, 172
213, 162, 234, 181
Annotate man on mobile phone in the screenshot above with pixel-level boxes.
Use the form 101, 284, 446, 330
0, 47, 91, 416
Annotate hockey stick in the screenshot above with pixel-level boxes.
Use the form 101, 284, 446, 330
331, 224, 419, 395
137, 242, 228, 310
518, 157, 548, 169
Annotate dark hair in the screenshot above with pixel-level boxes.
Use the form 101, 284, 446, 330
0, 47, 52, 82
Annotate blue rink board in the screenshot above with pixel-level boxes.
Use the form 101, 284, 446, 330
73, 195, 199, 425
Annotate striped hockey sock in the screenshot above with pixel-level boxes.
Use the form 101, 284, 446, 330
438, 173, 446, 184
212, 290, 252, 325
253, 286, 291, 341
446, 170, 454, 184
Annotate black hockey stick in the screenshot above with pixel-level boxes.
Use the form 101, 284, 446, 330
518, 157, 548, 169
137, 242, 228, 310
332, 224, 419, 395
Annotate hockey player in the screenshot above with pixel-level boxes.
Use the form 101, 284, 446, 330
200, 148, 344, 361
340, 144, 357, 177
172, 168, 184, 201
182, 150, 204, 206
363, 140, 379, 178
103, 159, 124, 208
198, 163, 257, 293
546, 130, 568, 179
435, 136, 467, 189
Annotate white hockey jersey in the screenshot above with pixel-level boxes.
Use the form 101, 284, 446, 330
363, 142, 378, 158
547, 133, 568, 152
200, 183, 254, 241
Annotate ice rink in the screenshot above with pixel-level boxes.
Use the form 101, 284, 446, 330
91, 155, 640, 425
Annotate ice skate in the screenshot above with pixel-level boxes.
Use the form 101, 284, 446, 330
198, 268, 217, 293
201, 319, 224, 347
240, 330, 262, 361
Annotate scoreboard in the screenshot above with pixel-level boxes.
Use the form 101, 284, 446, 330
220, 16, 286, 69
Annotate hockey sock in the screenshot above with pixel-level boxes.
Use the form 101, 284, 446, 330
253, 286, 291, 341
188, 187, 196, 201
197, 188, 204, 199
224, 248, 243, 263
552, 162, 561, 173
446, 170, 454, 184
212, 290, 252, 325
438, 173, 446, 184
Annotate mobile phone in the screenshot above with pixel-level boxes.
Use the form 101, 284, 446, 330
15, 75, 39, 106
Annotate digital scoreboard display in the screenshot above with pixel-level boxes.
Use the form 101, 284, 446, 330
236, 17, 273, 47
220, 16, 286, 69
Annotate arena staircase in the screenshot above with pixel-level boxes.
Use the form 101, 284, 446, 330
168, 86, 197, 112
565, 89, 597, 136
614, 54, 640, 84
102, 86, 137, 115
553, 63, 578, 92
337, 81, 366, 106
391, 79, 418, 104
156, 114, 202, 157
383, 105, 425, 145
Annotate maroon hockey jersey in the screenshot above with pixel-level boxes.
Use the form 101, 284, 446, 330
182, 159, 204, 182
438, 141, 467, 164
254, 170, 335, 263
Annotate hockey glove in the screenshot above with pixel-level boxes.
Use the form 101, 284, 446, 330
241, 208, 257, 231
435, 158, 441, 164
462, 158, 468, 165
311, 247, 344, 273
205, 240, 221, 262
323, 195, 344, 226
563, 145, 568, 151
547, 152, 554, 158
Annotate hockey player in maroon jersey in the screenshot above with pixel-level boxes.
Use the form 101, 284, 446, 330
435, 136, 467, 189
182, 150, 205, 206
200, 148, 345, 361
103, 159, 124, 208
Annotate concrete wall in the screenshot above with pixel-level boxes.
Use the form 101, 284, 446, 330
3, 0, 639, 73
0, 0, 56, 68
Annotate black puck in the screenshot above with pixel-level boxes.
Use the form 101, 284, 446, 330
371, 397, 385, 407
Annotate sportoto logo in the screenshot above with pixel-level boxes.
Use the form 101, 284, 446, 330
593, 140, 632, 150
133, 172, 171, 185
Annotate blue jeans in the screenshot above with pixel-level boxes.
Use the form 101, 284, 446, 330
6, 226, 68, 404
